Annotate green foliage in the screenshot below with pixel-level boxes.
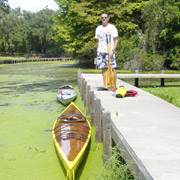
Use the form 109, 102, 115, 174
116, 36, 139, 67
143, 0, 180, 69
0, 0, 10, 18
53, 0, 98, 57
53, 0, 146, 62
30, 8, 56, 54
0, 6, 61, 55
0, 0, 10, 51
115, 34, 165, 70
1, 0, 180, 69
94, 146, 135, 180
0, 8, 26, 53
169, 46, 180, 70
123, 49, 165, 71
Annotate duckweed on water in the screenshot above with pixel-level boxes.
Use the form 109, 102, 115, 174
0, 61, 103, 180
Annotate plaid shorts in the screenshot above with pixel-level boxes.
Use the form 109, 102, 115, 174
96, 52, 117, 69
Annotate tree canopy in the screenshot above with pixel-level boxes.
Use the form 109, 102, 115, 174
0, 3, 60, 56
0, 0, 9, 17
52, 0, 180, 70
1, 0, 180, 69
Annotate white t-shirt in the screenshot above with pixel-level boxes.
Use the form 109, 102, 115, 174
95, 23, 118, 53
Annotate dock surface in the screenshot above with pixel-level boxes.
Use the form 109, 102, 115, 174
80, 73, 180, 180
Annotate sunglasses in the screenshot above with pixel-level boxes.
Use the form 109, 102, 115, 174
101, 16, 108, 19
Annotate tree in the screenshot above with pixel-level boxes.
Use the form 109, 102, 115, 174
0, 0, 10, 18
143, 0, 180, 69
0, 6, 59, 55
2, 0, 179, 69
0, 0, 10, 51
53, 0, 147, 63
53, 0, 98, 59
30, 8, 56, 54
0, 8, 27, 53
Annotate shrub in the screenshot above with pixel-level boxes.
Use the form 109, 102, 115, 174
123, 50, 165, 71
93, 146, 135, 180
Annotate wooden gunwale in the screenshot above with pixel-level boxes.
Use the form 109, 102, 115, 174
52, 102, 91, 180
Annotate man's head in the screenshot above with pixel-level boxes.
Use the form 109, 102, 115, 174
101, 12, 109, 27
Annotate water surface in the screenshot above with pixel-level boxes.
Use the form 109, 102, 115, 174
0, 61, 103, 180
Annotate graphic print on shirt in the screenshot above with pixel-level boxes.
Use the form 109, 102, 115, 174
95, 24, 118, 53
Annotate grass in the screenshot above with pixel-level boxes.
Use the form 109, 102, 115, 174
92, 146, 135, 180
141, 86, 180, 108
121, 78, 180, 108
0, 56, 25, 60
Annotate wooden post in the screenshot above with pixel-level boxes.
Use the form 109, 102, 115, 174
135, 70, 139, 87
89, 91, 95, 126
94, 58, 97, 69
135, 78, 139, 87
80, 76, 83, 95
81, 78, 85, 100
95, 98, 103, 142
85, 85, 91, 115
77, 69, 82, 89
161, 70, 165, 86
78, 72, 83, 96
102, 111, 112, 163
84, 81, 87, 107
83, 81, 87, 105
77, 69, 80, 90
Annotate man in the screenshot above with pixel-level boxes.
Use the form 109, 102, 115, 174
95, 12, 118, 89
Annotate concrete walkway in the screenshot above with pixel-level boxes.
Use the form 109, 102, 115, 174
80, 73, 180, 180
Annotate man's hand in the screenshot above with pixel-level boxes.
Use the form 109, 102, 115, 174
109, 51, 114, 58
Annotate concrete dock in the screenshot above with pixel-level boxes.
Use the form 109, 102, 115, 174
78, 72, 180, 180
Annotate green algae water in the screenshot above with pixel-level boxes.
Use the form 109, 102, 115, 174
0, 61, 103, 180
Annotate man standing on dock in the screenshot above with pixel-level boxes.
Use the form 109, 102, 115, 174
95, 12, 118, 89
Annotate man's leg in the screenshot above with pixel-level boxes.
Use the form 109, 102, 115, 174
102, 68, 107, 87
112, 68, 117, 88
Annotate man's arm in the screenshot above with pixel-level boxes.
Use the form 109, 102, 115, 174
112, 37, 118, 51
110, 37, 118, 58
96, 39, 99, 48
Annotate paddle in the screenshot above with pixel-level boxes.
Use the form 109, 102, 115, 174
104, 34, 116, 90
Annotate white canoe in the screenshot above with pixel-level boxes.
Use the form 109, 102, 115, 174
57, 85, 77, 106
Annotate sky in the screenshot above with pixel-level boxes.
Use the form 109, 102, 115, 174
8, 0, 59, 12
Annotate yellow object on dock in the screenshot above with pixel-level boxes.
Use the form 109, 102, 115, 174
104, 34, 116, 90
115, 86, 127, 98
